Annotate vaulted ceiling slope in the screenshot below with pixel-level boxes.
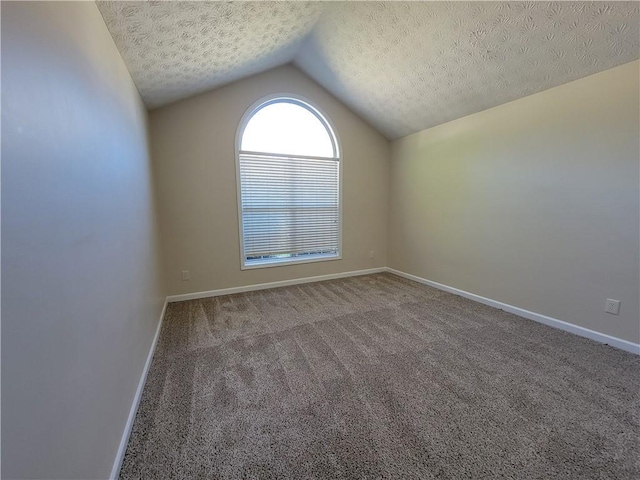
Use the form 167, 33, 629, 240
97, 1, 639, 139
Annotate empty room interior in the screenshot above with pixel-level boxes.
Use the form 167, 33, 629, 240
2, 1, 640, 479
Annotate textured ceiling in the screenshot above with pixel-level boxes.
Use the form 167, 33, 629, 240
97, 1, 640, 139
296, 1, 640, 138
97, 1, 323, 108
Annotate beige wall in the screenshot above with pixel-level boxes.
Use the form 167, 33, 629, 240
1, 2, 165, 478
150, 65, 389, 295
389, 61, 640, 344
1, 5, 636, 476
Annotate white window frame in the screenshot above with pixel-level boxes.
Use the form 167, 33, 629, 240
235, 94, 343, 270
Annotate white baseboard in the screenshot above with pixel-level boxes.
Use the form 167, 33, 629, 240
109, 266, 637, 478
110, 267, 381, 477
386, 268, 640, 355
166, 267, 387, 303
166, 266, 639, 354
110, 299, 168, 480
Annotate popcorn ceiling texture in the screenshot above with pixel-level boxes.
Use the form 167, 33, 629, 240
96, 1, 323, 109
97, 1, 639, 139
296, 1, 640, 138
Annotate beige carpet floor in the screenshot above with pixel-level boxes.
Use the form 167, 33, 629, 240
120, 273, 640, 479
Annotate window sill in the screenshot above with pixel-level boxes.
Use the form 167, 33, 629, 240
241, 253, 341, 270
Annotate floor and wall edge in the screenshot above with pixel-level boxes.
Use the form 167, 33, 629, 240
165, 268, 388, 302
166, 266, 638, 354
386, 268, 640, 355
111, 265, 639, 476
110, 299, 168, 480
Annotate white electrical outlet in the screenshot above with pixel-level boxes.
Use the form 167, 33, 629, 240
181, 270, 190, 281
369, 250, 375, 259
605, 298, 620, 315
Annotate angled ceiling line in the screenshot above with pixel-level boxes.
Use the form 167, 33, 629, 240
97, 1, 640, 139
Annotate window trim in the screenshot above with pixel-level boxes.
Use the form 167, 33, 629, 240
235, 93, 343, 270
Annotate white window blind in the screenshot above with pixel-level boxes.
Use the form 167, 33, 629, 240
237, 98, 340, 268
239, 152, 339, 264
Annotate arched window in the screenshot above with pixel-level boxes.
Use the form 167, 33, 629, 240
236, 96, 341, 268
